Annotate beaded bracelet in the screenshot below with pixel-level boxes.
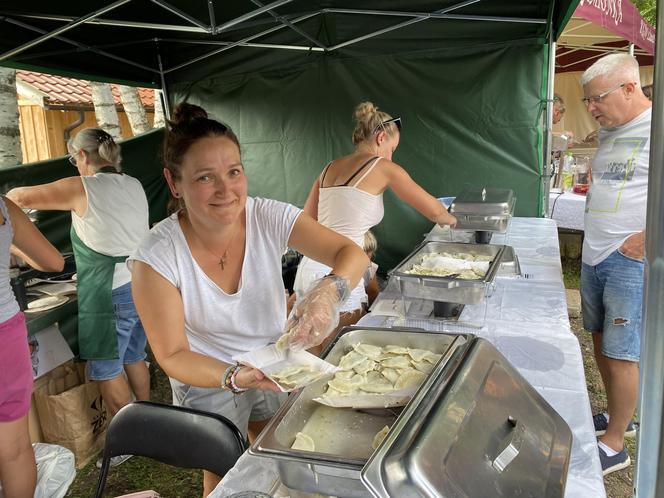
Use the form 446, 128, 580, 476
229, 365, 249, 394
221, 365, 235, 391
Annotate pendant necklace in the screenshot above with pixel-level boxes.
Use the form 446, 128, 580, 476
198, 221, 241, 271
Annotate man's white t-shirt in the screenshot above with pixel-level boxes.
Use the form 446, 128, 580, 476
128, 197, 301, 363
583, 108, 651, 266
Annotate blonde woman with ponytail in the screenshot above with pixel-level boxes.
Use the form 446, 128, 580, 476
8, 128, 151, 468
294, 102, 457, 338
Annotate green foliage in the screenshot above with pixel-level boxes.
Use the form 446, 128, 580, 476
562, 257, 581, 290
634, 0, 657, 26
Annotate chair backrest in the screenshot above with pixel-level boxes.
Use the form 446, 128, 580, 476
95, 401, 247, 498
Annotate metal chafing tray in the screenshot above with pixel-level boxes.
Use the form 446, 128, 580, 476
450, 187, 515, 233
390, 240, 506, 305
250, 327, 572, 498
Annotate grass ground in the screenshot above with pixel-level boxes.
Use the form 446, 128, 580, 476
67, 256, 634, 497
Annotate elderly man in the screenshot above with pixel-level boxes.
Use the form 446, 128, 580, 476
580, 53, 651, 475
552, 93, 566, 124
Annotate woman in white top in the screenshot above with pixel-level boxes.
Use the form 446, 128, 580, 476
294, 102, 457, 332
129, 103, 367, 496
8, 130, 151, 464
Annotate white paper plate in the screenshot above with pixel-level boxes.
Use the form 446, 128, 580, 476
25, 295, 69, 313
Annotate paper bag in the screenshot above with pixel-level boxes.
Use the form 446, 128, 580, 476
34, 363, 108, 469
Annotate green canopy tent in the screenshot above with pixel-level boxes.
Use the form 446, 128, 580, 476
0, 0, 578, 271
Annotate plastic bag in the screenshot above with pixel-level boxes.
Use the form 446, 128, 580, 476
33, 443, 76, 498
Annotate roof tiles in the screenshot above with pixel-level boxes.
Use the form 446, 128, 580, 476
17, 70, 155, 109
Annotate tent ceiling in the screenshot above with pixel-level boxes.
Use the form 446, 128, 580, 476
556, 17, 654, 72
0, 0, 577, 86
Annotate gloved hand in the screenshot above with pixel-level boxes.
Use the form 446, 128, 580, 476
278, 274, 350, 351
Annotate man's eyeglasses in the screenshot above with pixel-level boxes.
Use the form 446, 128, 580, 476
68, 153, 77, 166
372, 117, 402, 135
582, 83, 630, 106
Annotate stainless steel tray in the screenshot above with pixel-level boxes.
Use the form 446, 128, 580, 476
390, 241, 506, 304
249, 327, 471, 498
450, 187, 515, 232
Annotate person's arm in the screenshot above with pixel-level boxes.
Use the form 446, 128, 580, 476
6, 177, 87, 216
302, 178, 320, 220
282, 213, 369, 350
619, 231, 646, 260
5, 198, 64, 272
365, 274, 380, 307
384, 162, 457, 227
131, 260, 278, 391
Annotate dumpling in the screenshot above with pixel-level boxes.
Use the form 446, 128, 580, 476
327, 377, 356, 393
394, 369, 427, 390
292, 432, 315, 451
353, 358, 377, 375
381, 355, 412, 369
338, 350, 367, 370
384, 345, 410, 354
372, 425, 391, 450
408, 349, 441, 364
353, 343, 384, 359
335, 370, 355, 380
271, 364, 305, 379
359, 380, 395, 393
412, 360, 435, 374
380, 367, 400, 384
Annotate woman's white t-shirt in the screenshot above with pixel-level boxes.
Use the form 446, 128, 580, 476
128, 197, 301, 363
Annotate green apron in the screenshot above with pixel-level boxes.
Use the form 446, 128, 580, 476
71, 168, 129, 360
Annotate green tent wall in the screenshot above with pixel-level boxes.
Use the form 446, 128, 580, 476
171, 42, 547, 268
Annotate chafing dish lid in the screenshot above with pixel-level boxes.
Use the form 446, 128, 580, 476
450, 187, 515, 216
361, 338, 572, 498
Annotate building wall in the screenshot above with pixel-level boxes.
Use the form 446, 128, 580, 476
19, 105, 155, 163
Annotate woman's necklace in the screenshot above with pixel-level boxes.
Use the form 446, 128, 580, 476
195, 221, 241, 271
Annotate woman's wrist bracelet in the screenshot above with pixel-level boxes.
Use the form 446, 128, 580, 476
229, 365, 249, 394
221, 365, 235, 391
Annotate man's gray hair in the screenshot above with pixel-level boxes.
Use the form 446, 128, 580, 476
581, 53, 641, 86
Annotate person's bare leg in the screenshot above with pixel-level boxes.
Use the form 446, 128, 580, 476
0, 415, 36, 498
98, 375, 133, 417
601, 357, 639, 451
124, 360, 150, 401
203, 470, 222, 497
200, 420, 268, 497
592, 332, 611, 394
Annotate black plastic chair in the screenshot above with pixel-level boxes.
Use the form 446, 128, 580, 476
94, 401, 248, 498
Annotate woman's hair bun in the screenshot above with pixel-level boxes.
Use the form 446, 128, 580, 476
354, 101, 378, 123
171, 103, 208, 127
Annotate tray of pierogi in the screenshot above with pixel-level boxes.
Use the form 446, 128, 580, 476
391, 240, 506, 304
249, 326, 573, 498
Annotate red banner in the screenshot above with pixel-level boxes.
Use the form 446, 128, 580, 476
576, 0, 655, 54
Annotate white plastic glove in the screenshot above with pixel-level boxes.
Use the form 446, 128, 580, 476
278, 274, 350, 351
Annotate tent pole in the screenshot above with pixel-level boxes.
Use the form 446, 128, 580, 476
629, 43, 635, 56
543, 35, 555, 218
0, 0, 132, 61
157, 47, 171, 119
634, 2, 664, 495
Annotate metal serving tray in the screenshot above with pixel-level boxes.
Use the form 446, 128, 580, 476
250, 327, 471, 498
251, 327, 572, 498
390, 241, 506, 304
450, 187, 515, 232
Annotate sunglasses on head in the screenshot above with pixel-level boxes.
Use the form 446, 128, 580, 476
372, 116, 402, 135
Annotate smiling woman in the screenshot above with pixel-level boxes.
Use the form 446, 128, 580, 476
128, 103, 368, 496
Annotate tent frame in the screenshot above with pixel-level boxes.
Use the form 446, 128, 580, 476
1, 1, 547, 87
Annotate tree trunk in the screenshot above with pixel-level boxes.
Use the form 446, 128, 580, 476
90, 81, 122, 140
0, 67, 23, 168
118, 84, 149, 135
153, 89, 166, 128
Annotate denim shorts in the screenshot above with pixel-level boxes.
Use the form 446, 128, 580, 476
581, 249, 645, 362
170, 378, 288, 438
87, 282, 148, 381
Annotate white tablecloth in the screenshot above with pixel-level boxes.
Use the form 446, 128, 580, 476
211, 218, 605, 498
548, 191, 587, 231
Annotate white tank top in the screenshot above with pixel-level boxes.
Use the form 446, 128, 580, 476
317, 156, 384, 246
71, 172, 149, 289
